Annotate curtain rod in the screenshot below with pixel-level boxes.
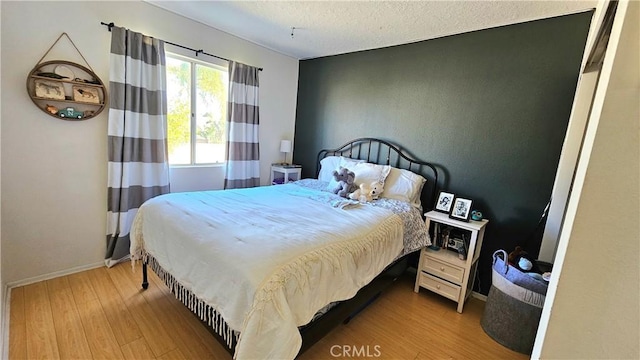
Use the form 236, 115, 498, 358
100, 22, 263, 71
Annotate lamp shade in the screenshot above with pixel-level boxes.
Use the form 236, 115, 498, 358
280, 140, 292, 153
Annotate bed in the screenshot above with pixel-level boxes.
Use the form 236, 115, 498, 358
131, 138, 439, 359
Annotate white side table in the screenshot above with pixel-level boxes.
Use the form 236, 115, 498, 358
270, 165, 302, 185
414, 210, 489, 313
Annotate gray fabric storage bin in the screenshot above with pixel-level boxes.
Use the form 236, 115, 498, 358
481, 250, 549, 354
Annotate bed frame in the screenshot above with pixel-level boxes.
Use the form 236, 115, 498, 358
316, 137, 438, 210
140, 137, 439, 357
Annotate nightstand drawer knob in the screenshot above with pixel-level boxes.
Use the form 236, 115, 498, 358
436, 285, 441, 289
440, 267, 445, 271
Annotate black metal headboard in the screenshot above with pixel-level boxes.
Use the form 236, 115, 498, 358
317, 138, 439, 211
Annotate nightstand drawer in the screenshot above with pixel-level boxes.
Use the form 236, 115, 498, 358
418, 272, 461, 302
422, 255, 465, 284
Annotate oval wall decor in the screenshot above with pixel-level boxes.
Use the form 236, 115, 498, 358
26, 33, 108, 121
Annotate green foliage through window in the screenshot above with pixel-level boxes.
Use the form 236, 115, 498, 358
166, 55, 228, 165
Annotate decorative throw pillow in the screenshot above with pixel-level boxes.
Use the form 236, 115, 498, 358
382, 167, 427, 208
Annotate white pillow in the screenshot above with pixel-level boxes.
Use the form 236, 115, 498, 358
318, 156, 365, 182
318, 156, 342, 182
382, 167, 427, 208
343, 161, 391, 187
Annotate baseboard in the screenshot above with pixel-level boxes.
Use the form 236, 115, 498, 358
471, 291, 487, 302
6, 261, 105, 289
2, 283, 9, 360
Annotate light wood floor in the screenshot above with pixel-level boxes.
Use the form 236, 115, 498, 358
9, 263, 527, 359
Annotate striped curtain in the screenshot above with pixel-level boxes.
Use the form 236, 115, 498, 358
106, 27, 170, 267
224, 61, 260, 189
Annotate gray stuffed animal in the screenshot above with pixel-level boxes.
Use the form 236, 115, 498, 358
331, 167, 357, 198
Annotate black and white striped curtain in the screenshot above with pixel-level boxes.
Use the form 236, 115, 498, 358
106, 27, 170, 267
224, 61, 260, 189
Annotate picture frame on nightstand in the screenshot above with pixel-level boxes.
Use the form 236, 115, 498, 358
434, 191, 455, 213
450, 197, 473, 222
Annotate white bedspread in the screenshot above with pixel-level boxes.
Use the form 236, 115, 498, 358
131, 183, 407, 359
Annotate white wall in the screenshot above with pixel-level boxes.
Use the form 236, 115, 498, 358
534, 0, 639, 358
0, 1, 4, 352
0, 1, 299, 284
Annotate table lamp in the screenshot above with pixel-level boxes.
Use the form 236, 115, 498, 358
280, 140, 292, 165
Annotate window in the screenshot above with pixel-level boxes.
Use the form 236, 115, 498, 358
166, 54, 229, 165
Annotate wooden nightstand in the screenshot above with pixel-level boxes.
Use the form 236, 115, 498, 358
270, 164, 302, 185
414, 210, 488, 313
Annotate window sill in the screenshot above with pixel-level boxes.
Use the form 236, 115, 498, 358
170, 163, 225, 169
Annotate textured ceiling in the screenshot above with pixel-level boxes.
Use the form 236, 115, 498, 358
147, 1, 596, 60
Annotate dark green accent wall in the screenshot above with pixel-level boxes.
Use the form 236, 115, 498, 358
294, 12, 593, 295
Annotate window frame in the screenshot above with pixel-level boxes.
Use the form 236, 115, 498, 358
165, 51, 229, 167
